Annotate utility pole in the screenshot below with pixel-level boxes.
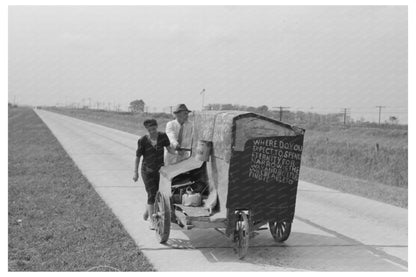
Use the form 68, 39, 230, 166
342, 108, 350, 125
273, 106, 290, 121
376, 106, 385, 125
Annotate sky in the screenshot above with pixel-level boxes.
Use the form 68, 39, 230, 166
8, 5, 408, 123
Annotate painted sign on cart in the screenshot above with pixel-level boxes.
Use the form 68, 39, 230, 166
248, 138, 303, 184
227, 135, 304, 222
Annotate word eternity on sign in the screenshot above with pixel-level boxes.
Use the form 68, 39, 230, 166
248, 138, 303, 184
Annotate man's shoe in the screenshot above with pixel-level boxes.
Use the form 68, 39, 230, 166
149, 221, 156, 230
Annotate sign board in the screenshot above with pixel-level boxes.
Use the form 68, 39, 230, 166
227, 135, 304, 222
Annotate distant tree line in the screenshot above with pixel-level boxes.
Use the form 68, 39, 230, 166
206, 103, 343, 129
46, 100, 406, 130
206, 103, 269, 113
205, 103, 406, 130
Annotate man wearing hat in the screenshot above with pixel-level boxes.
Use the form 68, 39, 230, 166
165, 104, 193, 165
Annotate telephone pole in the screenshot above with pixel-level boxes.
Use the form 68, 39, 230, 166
342, 108, 350, 125
273, 106, 290, 121
376, 106, 385, 125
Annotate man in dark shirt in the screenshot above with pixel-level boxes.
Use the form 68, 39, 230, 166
133, 118, 174, 229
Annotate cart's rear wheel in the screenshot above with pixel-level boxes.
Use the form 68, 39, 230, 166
269, 220, 292, 242
169, 196, 176, 222
234, 212, 249, 259
154, 191, 171, 243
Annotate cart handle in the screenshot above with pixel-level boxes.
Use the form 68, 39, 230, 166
177, 147, 192, 152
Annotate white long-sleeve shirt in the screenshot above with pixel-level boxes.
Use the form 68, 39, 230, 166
164, 119, 193, 165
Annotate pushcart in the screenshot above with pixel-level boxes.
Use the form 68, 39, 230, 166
154, 110, 305, 259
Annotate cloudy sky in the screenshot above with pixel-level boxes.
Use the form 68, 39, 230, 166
9, 6, 407, 122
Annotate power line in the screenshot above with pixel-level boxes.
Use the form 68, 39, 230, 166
349, 111, 408, 114
291, 106, 407, 111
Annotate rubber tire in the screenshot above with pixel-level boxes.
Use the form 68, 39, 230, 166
154, 191, 171, 243
235, 212, 250, 259
269, 220, 292, 242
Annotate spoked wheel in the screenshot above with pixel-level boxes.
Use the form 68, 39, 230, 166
234, 211, 250, 259
154, 191, 171, 243
269, 220, 292, 242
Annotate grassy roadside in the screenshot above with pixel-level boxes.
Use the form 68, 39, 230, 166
8, 107, 155, 271
299, 167, 407, 208
44, 107, 172, 137
45, 107, 407, 209
302, 128, 407, 188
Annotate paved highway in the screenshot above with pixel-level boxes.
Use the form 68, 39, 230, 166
35, 109, 408, 271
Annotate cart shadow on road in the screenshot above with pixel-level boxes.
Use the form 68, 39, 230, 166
162, 226, 407, 271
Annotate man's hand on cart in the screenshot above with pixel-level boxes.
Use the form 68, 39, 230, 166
176, 146, 191, 156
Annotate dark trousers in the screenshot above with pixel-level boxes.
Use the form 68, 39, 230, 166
141, 167, 160, 205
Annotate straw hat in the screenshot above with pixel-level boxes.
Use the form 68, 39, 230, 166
173, 104, 191, 114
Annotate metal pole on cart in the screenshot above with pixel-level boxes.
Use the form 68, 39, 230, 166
200, 88, 206, 110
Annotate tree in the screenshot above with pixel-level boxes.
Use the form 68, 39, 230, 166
129, 99, 145, 113
256, 105, 268, 114
389, 116, 399, 125
246, 106, 257, 112
220, 104, 234, 110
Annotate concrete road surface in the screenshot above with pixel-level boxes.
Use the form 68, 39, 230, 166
35, 109, 408, 271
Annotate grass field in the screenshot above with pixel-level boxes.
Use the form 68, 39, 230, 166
45, 107, 172, 137
44, 107, 408, 208
302, 127, 407, 188
8, 107, 154, 271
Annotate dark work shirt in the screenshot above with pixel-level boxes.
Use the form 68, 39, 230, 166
136, 132, 170, 171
